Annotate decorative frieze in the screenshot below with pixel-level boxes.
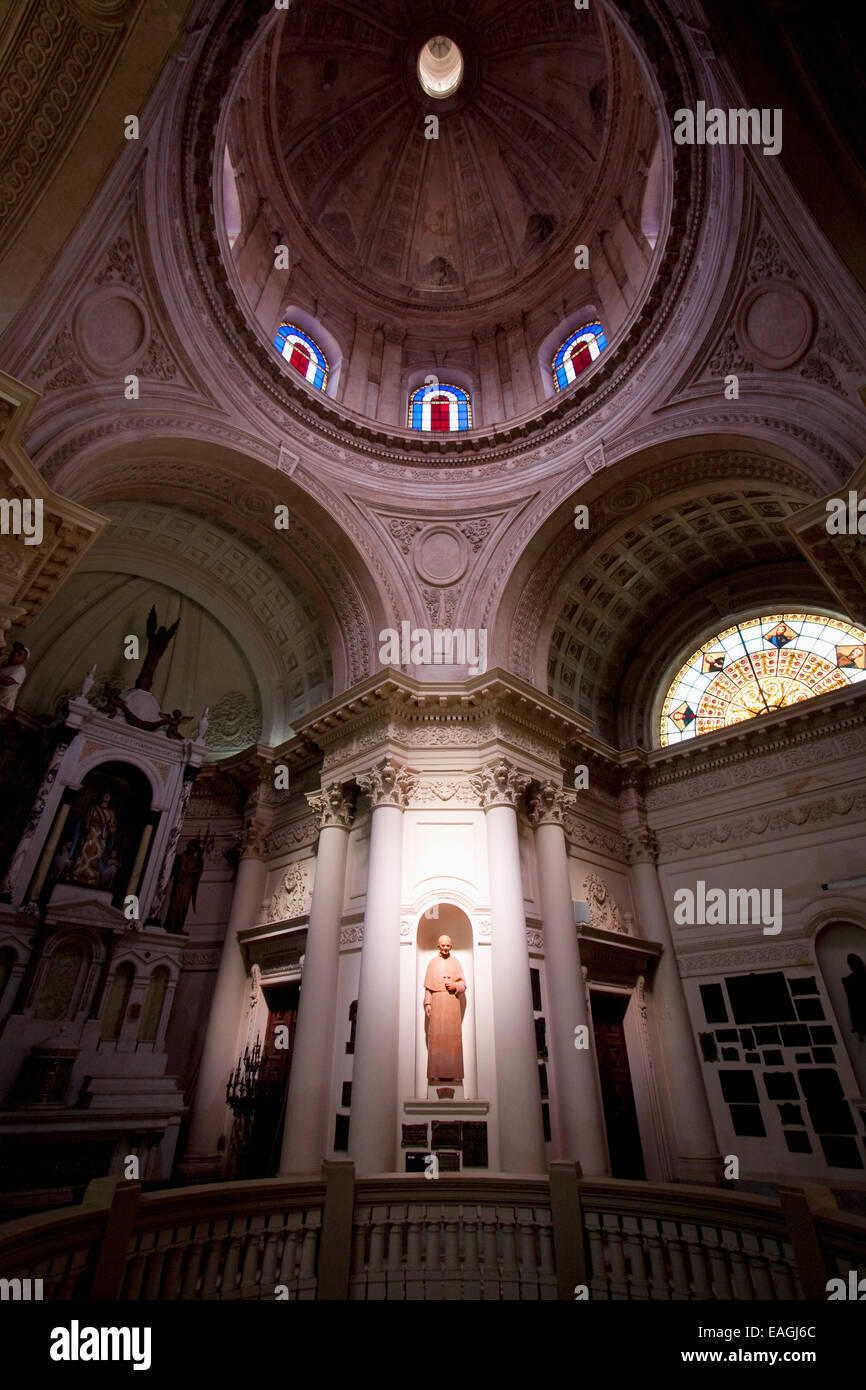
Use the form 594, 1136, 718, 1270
676, 940, 812, 977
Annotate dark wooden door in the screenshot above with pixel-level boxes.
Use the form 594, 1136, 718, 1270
591, 990, 645, 1179
244, 983, 298, 1177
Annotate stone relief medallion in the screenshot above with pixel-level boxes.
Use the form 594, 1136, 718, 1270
412, 525, 469, 586
73, 285, 151, 375
266, 864, 312, 923
734, 281, 815, 370
583, 872, 626, 934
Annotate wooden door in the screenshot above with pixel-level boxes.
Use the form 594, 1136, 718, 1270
244, 983, 298, 1177
591, 990, 645, 1179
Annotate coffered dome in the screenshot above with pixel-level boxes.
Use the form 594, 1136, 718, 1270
219, 0, 663, 430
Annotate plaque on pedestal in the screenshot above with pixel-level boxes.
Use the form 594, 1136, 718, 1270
402, 1123, 428, 1148
432, 1120, 462, 1150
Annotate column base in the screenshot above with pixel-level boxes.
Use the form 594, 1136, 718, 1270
673, 1153, 726, 1185
174, 1152, 225, 1183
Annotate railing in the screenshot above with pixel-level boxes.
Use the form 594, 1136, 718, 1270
0, 1163, 864, 1301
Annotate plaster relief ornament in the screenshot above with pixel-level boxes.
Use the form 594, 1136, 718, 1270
306, 781, 355, 828
267, 864, 312, 923
528, 780, 575, 825
357, 758, 418, 808
583, 872, 626, 934
470, 758, 531, 810
424, 935, 466, 1082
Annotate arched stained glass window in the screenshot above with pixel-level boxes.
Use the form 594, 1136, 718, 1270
552, 322, 607, 390
659, 613, 866, 747
274, 324, 329, 392
408, 383, 472, 432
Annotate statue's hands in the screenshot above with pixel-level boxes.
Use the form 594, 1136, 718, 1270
425, 1003, 431, 1017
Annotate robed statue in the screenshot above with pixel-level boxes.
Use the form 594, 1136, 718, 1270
135, 606, 180, 692
164, 837, 205, 933
424, 935, 466, 1081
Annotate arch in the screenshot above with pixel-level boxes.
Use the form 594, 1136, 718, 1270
408, 383, 472, 432
414, 904, 477, 1102
35, 941, 86, 1021
101, 960, 135, 1040
814, 920, 866, 1102
45, 761, 154, 907
138, 965, 170, 1042
640, 138, 664, 251
536, 306, 602, 399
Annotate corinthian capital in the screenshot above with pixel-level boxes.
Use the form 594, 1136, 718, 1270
470, 758, 531, 811
306, 781, 355, 829
357, 758, 418, 809
625, 826, 658, 865
528, 780, 575, 826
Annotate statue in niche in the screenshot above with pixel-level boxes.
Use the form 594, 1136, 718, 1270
424, 935, 466, 1082
163, 834, 210, 934
135, 606, 180, 692
842, 954, 866, 1041
71, 791, 118, 886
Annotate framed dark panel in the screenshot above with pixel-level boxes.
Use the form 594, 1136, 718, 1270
754, 1026, 781, 1045
810, 1026, 836, 1044
462, 1121, 488, 1168
538, 1062, 549, 1096
530, 967, 542, 1013
402, 1123, 428, 1148
405, 1151, 427, 1173
725, 972, 795, 1024
535, 1016, 548, 1056
789, 977, 818, 996
795, 1052, 812, 1063
432, 1121, 462, 1149
819, 1135, 863, 1169
716, 1029, 739, 1042
794, 998, 825, 1021
721, 1047, 739, 1061
785, 1131, 812, 1153
764, 1072, 799, 1100
812, 1048, 835, 1064
334, 1113, 350, 1151
777, 1103, 804, 1125
700, 983, 728, 1023
745, 1052, 760, 1063
341, 1082, 352, 1108
730, 1105, 766, 1137
345, 999, 358, 1054
762, 1050, 784, 1066
542, 1102, 551, 1143
720, 1071, 760, 1103
781, 1025, 810, 1046
699, 1033, 718, 1062
738, 1028, 756, 1049
438, 1151, 461, 1173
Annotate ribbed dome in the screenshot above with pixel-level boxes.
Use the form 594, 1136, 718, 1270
267, 0, 615, 308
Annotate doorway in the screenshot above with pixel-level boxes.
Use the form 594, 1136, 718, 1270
243, 982, 298, 1177
591, 990, 646, 1179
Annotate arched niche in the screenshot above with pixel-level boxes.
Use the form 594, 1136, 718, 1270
45, 760, 155, 911
414, 904, 477, 1101
815, 921, 866, 1097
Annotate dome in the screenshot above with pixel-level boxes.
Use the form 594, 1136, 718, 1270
220, 0, 663, 412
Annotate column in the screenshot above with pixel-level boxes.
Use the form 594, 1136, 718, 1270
342, 316, 374, 414
280, 782, 355, 1174
180, 788, 269, 1175
626, 825, 721, 1182
529, 781, 609, 1175
474, 328, 504, 425
349, 759, 417, 1175
471, 758, 546, 1174
503, 314, 538, 412
377, 328, 405, 425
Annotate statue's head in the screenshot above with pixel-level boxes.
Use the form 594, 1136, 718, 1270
438, 935, 452, 957
847, 953, 865, 973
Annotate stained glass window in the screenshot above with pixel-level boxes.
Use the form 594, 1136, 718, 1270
552, 322, 607, 390
408, 383, 472, 432
659, 613, 866, 747
274, 324, 329, 392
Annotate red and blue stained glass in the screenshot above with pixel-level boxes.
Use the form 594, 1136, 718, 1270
274, 324, 329, 392
408, 384, 472, 432
552, 323, 607, 390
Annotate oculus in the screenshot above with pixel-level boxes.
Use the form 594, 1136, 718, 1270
417, 36, 464, 100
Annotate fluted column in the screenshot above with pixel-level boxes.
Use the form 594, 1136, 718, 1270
378, 328, 405, 425
474, 328, 504, 425
471, 758, 546, 1174
180, 787, 269, 1173
280, 782, 355, 1174
349, 759, 417, 1174
529, 781, 609, 1175
343, 316, 374, 413
626, 825, 721, 1181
